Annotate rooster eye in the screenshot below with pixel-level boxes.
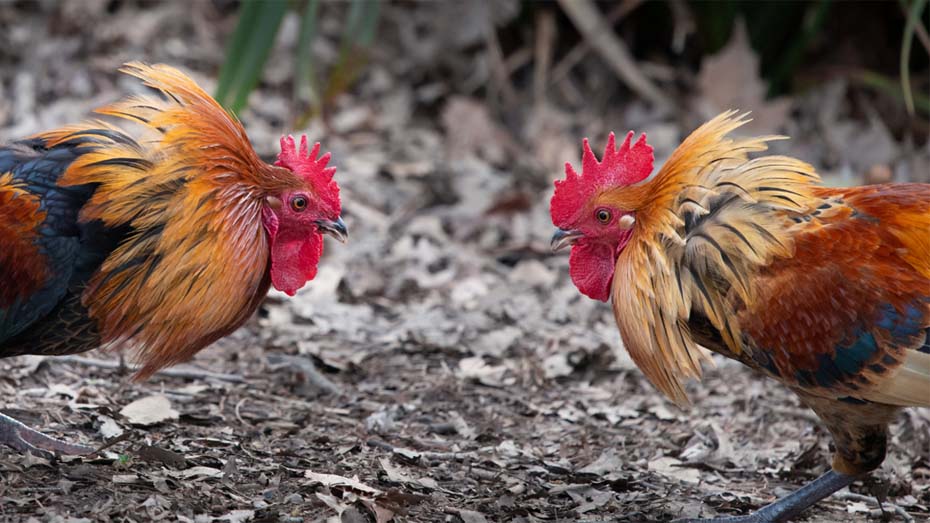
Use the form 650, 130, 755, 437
291, 196, 308, 212
595, 208, 611, 223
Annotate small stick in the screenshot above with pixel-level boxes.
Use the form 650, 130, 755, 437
90, 431, 135, 456
366, 439, 480, 462
265, 353, 343, 396
833, 491, 915, 523
485, 21, 518, 107
55, 355, 246, 383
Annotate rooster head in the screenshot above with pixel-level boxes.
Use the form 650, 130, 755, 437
549, 131, 653, 301
261, 135, 346, 296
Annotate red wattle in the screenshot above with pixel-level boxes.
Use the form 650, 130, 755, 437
269, 234, 322, 296
568, 241, 616, 302
261, 206, 323, 296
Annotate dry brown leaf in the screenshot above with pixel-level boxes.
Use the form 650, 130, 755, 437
379, 458, 419, 486
119, 395, 179, 426
441, 96, 514, 164
648, 457, 700, 484
304, 470, 382, 496
454, 509, 489, 523
697, 19, 791, 134
456, 356, 511, 387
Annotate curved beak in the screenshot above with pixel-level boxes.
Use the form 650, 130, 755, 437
317, 217, 348, 243
551, 228, 583, 252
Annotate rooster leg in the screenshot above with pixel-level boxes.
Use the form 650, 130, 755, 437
0, 412, 93, 458
672, 470, 856, 523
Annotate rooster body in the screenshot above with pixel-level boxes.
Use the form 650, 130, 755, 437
0, 63, 346, 456
551, 112, 929, 522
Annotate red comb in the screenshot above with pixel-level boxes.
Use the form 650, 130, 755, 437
550, 131, 653, 227
276, 134, 340, 213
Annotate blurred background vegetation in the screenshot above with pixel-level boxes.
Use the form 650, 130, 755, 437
1, 0, 927, 184
216, 0, 380, 123
216, 0, 928, 121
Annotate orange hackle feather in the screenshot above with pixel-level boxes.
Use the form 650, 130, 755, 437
554, 111, 929, 517
601, 111, 822, 404
594, 111, 930, 410
35, 63, 308, 379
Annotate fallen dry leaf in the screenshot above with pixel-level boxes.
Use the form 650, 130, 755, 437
697, 19, 791, 134
119, 395, 179, 426
304, 470, 382, 496
454, 508, 489, 523
648, 457, 700, 485
456, 356, 511, 387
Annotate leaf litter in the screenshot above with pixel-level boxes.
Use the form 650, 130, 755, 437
0, 2, 927, 523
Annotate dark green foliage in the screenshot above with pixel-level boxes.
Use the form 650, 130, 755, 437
215, 0, 381, 119
691, 0, 831, 97
215, 0, 289, 113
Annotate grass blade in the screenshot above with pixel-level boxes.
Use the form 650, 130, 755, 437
295, 0, 320, 107
216, 0, 265, 105
216, 0, 289, 113
323, 0, 381, 105
901, 0, 928, 115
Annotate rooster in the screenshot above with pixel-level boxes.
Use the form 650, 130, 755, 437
550, 111, 929, 522
0, 63, 347, 457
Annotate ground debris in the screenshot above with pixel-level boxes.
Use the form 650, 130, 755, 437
0, 1, 926, 522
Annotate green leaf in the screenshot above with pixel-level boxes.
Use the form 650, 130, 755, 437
325, 0, 380, 101
901, 0, 928, 115
341, 0, 381, 52
215, 0, 289, 113
766, 0, 831, 97
856, 69, 930, 115
295, 0, 321, 107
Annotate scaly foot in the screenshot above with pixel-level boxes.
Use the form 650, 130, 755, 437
0, 412, 94, 458
672, 470, 857, 523
672, 515, 772, 523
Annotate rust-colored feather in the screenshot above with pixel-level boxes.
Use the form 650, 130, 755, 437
741, 184, 930, 406
34, 63, 303, 378
0, 172, 48, 307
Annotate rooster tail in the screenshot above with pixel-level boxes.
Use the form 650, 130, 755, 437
866, 347, 930, 407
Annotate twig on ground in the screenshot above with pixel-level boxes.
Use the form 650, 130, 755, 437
55, 355, 246, 383
234, 398, 247, 426
265, 353, 343, 396
505, 47, 533, 77
366, 439, 480, 462
834, 491, 915, 523
668, 0, 696, 54
556, 0, 674, 112
91, 431, 134, 456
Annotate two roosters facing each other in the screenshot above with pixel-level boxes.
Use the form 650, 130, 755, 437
0, 63, 347, 456
551, 112, 929, 523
